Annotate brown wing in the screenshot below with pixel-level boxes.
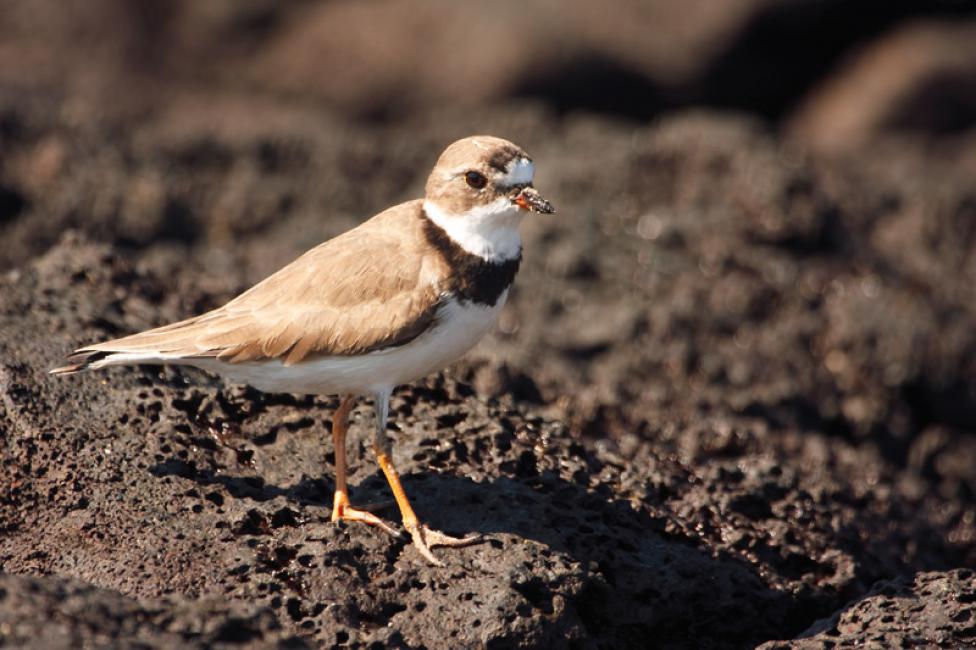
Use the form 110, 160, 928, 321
80, 201, 445, 365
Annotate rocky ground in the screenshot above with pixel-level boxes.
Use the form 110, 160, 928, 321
2, 2, 976, 648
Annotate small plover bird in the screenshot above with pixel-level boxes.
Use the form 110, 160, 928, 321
52, 135, 554, 564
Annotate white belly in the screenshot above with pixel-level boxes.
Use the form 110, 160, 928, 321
190, 293, 506, 396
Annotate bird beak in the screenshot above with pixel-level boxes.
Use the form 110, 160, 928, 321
512, 187, 555, 214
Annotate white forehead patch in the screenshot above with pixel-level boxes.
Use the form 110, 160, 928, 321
502, 158, 534, 186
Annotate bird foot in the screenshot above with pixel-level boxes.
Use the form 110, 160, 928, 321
404, 520, 482, 566
332, 492, 402, 538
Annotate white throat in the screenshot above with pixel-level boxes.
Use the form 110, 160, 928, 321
423, 198, 523, 263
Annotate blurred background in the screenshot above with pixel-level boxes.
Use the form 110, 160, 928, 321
3, 0, 976, 141
3, 0, 976, 441
4, 0, 976, 482
2, 1, 976, 644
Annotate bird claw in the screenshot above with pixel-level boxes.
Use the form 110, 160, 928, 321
332, 498, 403, 538
405, 521, 482, 566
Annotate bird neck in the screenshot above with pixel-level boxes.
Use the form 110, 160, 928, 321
422, 199, 523, 263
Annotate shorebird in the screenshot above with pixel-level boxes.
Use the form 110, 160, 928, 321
51, 135, 554, 564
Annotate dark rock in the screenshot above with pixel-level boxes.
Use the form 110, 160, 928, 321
0, 43, 974, 646
790, 21, 976, 153
0, 572, 304, 649
0, 0, 972, 129
760, 570, 976, 648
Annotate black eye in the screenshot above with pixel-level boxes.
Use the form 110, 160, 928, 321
465, 171, 487, 189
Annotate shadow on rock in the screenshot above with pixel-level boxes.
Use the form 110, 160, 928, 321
152, 458, 809, 649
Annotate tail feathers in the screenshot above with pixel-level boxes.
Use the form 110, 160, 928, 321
49, 350, 112, 375
49, 349, 195, 375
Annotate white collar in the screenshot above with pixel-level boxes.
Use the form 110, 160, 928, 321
423, 199, 523, 263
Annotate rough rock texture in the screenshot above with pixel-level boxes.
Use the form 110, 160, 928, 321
1, 96, 974, 647
2, 3, 976, 647
1, 237, 807, 648
0, 573, 305, 649
761, 569, 976, 648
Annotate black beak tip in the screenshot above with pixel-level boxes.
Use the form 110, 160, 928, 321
513, 189, 555, 214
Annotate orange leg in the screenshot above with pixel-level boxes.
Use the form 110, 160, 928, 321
330, 395, 399, 538
371, 391, 480, 565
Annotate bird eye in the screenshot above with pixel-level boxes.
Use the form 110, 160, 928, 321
465, 171, 487, 189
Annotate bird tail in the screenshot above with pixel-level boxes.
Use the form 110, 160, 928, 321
49, 349, 188, 375
50, 314, 215, 376
49, 350, 115, 375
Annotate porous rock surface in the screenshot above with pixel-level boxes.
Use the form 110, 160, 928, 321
1, 95, 975, 647
2, 237, 801, 648
760, 569, 976, 649
0, 572, 303, 649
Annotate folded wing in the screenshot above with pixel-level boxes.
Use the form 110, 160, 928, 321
65, 203, 442, 368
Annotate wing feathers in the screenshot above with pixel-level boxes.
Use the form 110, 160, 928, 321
66, 201, 446, 365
